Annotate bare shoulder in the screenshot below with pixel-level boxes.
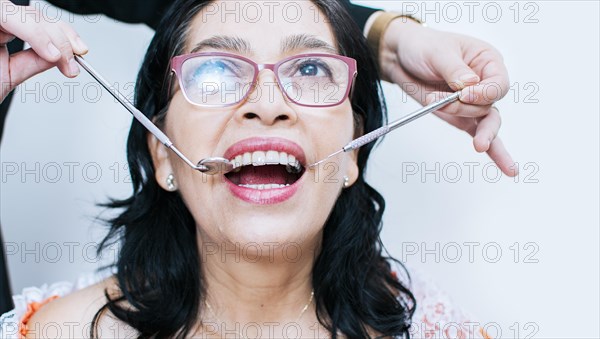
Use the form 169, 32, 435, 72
26, 276, 137, 338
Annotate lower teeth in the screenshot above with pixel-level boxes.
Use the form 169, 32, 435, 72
238, 184, 290, 190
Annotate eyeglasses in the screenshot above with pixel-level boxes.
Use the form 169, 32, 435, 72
170, 52, 357, 108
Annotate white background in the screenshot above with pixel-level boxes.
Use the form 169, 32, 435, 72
1, 1, 598, 338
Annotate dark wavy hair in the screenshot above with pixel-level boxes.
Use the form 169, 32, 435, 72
92, 0, 415, 337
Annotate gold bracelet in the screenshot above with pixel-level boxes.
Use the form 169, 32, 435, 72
366, 12, 425, 72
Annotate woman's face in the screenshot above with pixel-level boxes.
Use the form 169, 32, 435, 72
149, 1, 359, 249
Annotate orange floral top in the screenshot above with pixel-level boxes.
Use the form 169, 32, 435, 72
1, 269, 490, 338
18, 296, 59, 338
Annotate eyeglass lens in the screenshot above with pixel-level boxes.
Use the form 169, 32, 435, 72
180, 55, 350, 106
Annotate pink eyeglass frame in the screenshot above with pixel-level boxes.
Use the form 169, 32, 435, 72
169, 51, 358, 108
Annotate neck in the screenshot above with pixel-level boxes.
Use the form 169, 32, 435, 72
197, 233, 321, 327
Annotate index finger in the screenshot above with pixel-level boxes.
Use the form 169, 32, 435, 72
0, 31, 15, 45
0, 2, 62, 62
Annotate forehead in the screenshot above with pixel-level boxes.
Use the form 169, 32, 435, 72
186, 1, 337, 58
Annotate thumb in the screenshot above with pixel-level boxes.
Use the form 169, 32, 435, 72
430, 52, 479, 90
6, 48, 53, 92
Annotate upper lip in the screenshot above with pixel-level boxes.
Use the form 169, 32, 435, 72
223, 137, 307, 166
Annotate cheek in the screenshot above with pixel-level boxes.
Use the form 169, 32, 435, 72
305, 101, 355, 155
160, 96, 235, 228
165, 95, 232, 161
327, 102, 355, 136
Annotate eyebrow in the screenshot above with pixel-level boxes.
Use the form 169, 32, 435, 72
281, 34, 338, 54
189, 34, 337, 55
190, 36, 252, 54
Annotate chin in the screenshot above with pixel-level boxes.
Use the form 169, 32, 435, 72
202, 217, 316, 263
228, 216, 311, 245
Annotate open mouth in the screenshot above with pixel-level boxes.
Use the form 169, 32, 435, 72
225, 150, 305, 189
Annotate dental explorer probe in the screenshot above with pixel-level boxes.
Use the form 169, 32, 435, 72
309, 91, 461, 168
74, 55, 233, 175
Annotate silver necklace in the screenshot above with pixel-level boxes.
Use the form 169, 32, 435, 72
204, 290, 315, 338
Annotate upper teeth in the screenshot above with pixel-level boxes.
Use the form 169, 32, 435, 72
231, 151, 301, 171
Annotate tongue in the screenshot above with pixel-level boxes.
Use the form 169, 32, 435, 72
234, 165, 293, 185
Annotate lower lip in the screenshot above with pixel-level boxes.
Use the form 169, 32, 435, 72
225, 174, 304, 204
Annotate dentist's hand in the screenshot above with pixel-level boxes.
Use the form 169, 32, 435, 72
378, 17, 517, 176
0, 0, 88, 102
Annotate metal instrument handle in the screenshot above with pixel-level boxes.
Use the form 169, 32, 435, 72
343, 125, 390, 152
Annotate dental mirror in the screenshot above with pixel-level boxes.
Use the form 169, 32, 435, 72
74, 55, 233, 175
197, 157, 235, 175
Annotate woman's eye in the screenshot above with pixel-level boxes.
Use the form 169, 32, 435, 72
193, 60, 235, 78
299, 63, 319, 76
293, 60, 331, 78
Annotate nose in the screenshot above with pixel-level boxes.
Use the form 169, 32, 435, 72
235, 69, 298, 126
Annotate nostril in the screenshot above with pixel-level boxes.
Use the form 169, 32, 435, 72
243, 113, 290, 121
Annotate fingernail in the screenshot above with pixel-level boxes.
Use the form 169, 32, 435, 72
47, 42, 60, 58
460, 90, 478, 103
68, 58, 80, 76
75, 36, 88, 52
459, 73, 480, 84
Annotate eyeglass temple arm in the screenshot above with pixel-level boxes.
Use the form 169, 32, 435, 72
348, 71, 358, 100
74, 55, 206, 171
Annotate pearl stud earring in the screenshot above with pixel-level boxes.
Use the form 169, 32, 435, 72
166, 174, 177, 191
343, 175, 350, 188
